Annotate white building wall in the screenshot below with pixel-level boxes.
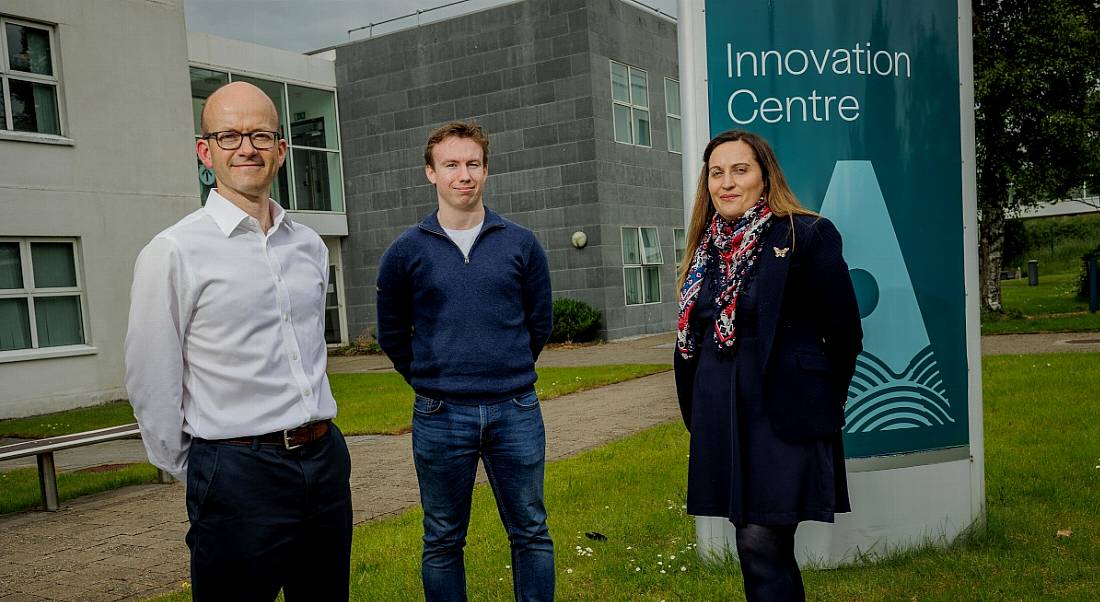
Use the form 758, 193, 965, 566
188, 31, 337, 88
1016, 198, 1100, 220
0, 0, 196, 417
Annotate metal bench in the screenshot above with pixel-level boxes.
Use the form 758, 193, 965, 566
0, 423, 172, 511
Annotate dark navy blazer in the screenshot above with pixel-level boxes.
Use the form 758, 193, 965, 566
675, 214, 863, 441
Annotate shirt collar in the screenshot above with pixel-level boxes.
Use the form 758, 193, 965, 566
204, 189, 293, 237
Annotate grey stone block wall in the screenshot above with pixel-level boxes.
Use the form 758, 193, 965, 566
336, 0, 682, 341
587, 0, 683, 339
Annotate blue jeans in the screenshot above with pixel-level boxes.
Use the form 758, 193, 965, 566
411, 390, 555, 602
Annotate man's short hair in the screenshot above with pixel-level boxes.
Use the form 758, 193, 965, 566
424, 121, 490, 167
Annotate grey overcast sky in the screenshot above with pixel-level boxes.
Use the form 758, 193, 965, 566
184, 0, 679, 54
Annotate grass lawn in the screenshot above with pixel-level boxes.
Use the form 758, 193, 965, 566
331, 364, 669, 434
0, 401, 136, 439
0, 365, 669, 439
0, 365, 667, 516
984, 213, 1100, 335
983, 272, 1100, 335
151, 351, 1100, 601
1001, 272, 1089, 315
982, 311, 1100, 335
0, 463, 160, 515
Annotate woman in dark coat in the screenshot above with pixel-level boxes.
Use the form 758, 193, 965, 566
674, 130, 863, 601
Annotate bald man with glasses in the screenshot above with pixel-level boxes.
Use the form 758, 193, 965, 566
125, 82, 352, 600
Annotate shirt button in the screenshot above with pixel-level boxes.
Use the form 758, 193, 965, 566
303, 389, 311, 397
283, 313, 290, 322
291, 352, 299, 361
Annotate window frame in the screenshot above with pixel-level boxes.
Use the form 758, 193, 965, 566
0, 237, 95, 362
610, 60, 652, 148
621, 226, 663, 306
673, 227, 687, 264
0, 16, 69, 143
188, 65, 345, 214
665, 78, 682, 154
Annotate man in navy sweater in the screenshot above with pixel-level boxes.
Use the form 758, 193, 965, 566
376, 121, 554, 602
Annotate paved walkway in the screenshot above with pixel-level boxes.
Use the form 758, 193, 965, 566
2, 330, 1098, 600
0, 335, 678, 602
0, 334, 675, 474
977, 330, 1100, 355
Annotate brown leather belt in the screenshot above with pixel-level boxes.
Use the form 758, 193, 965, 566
218, 420, 331, 450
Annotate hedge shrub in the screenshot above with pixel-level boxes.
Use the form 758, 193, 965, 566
549, 298, 601, 343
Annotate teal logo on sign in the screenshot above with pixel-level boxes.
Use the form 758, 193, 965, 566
198, 164, 215, 186
821, 162, 954, 434
705, 0, 969, 457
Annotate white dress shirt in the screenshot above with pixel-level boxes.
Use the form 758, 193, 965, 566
124, 190, 337, 480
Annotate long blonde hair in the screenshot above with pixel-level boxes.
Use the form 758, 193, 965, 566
676, 130, 817, 289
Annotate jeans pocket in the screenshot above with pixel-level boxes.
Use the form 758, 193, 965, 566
413, 394, 445, 416
511, 390, 540, 410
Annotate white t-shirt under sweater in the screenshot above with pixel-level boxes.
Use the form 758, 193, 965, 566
443, 221, 483, 259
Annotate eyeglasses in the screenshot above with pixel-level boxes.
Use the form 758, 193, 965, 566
202, 130, 281, 150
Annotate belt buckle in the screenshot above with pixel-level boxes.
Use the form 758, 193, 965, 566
283, 428, 303, 450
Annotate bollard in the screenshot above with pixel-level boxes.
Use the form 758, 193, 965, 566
1027, 260, 1039, 286
1089, 256, 1098, 314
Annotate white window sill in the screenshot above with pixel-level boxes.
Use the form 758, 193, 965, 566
0, 130, 74, 146
0, 345, 97, 364
613, 140, 654, 149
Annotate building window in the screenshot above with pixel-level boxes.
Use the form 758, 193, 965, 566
665, 78, 681, 154
324, 264, 342, 344
0, 239, 87, 353
622, 227, 662, 305
674, 228, 687, 264
611, 61, 651, 147
289, 84, 343, 212
188, 66, 343, 212
0, 18, 61, 136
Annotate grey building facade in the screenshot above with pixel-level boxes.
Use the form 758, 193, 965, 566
335, 0, 684, 341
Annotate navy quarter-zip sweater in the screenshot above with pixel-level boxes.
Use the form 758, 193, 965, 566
375, 208, 553, 404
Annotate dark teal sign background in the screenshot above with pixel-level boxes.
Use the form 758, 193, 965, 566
705, 0, 968, 457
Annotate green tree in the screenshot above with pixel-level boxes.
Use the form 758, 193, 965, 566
973, 0, 1100, 312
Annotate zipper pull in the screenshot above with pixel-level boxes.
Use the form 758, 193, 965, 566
464, 256, 470, 264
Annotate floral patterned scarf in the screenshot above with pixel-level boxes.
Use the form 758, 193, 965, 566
676, 199, 772, 359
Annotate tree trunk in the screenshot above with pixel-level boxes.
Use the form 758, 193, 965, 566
979, 203, 1006, 313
